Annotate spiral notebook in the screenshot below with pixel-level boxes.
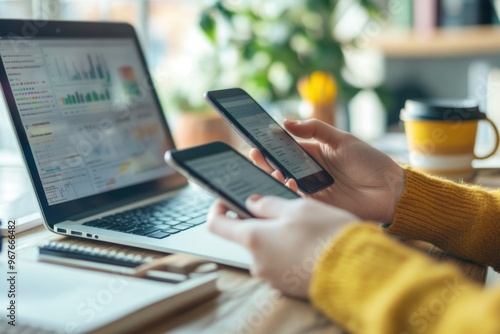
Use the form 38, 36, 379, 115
0, 259, 218, 334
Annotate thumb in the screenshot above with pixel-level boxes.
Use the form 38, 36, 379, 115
246, 195, 296, 218
284, 119, 347, 145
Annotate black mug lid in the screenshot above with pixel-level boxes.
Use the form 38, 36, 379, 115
400, 99, 486, 121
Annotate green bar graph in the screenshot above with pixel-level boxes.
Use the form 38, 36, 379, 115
60, 88, 111, 105
58, 54, 111, 83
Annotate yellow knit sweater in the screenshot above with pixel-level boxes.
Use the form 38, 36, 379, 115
311, 168, 500, 334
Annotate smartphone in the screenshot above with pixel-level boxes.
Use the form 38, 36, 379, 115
164, 142, 299, 218
204, 88, 334, 193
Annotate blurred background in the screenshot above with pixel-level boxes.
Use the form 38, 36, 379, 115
1, 0, 500, 151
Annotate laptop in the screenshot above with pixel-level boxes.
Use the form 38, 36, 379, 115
0, 19, 251, 268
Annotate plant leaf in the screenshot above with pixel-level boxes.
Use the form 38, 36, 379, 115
199, 11, 216, 43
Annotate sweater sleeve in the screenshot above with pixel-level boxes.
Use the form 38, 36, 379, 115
388, 167, 500, 271
310, 224, 500, 334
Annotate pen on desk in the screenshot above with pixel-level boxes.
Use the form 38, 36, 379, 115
37, 241, 217, 283
146, 256, 217, 276
134, 256, 218, 277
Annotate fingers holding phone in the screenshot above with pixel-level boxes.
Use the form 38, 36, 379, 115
204, 88, 334, 194
249, 148, 300, 194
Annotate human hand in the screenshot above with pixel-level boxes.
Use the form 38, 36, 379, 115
250, 119, 405, 222
207, 196, 358, 299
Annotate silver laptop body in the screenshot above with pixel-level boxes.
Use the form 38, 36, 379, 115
0, 19, 250, 268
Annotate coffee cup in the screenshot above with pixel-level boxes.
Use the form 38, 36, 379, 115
400, 99, 499, 179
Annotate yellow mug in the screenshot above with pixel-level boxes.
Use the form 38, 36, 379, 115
401, 99, 500, 179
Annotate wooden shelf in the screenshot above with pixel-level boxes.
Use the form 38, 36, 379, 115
371, 26, 500, 58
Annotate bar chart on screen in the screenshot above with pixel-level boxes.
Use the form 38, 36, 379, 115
0, 38, 169, 208
58, 88, 111, 105
45, 52, 111, 84
55, 87, 112, 116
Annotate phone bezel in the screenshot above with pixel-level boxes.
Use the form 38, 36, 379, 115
204, 88, 334, 193
165, 142, 300, 218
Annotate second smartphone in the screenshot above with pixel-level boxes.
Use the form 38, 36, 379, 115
165, 142, 299, 218
204, 88, 334, 193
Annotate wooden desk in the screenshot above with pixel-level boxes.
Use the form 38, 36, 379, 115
16, 223, 486, 334
148, 267, 337, 334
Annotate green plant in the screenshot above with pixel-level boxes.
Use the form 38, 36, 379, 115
199, 0, 380, 104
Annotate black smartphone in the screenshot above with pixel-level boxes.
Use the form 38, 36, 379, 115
164, 142, 299, 218
204, 88, 334, 193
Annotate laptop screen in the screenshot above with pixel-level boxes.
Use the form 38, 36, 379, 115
0, 21, 185, 225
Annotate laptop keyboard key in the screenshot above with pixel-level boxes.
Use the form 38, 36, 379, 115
158, 218, 177, 224
111, 224, 135, 232
147, 231, 170, 239
187, 216, 206, 226
130, 226, 160, 236
96, 222, 120, 230
161, 228, 181, 234
83, 219, 103, 227
171, 224, 191, 231
122, 226, 140, 233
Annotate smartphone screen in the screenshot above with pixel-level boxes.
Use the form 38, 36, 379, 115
166, 142, 299, 217
205, 88, 334, 193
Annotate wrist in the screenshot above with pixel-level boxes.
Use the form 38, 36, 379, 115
387, 166, 406, 222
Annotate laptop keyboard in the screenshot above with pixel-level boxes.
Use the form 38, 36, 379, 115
83, 193, 213, 239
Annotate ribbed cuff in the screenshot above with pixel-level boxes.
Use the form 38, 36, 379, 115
389, 168, 478, 245
388, 167, 500, 269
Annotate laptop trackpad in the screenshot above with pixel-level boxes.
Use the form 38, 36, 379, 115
167, 225, 252, 269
